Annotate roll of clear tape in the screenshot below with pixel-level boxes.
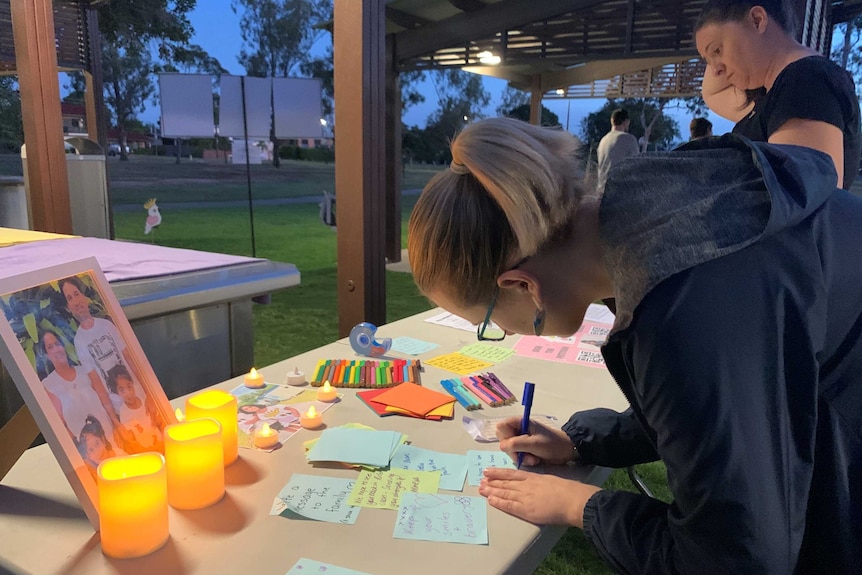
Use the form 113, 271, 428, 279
349, 322, 392, 357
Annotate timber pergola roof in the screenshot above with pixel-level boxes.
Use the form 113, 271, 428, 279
386, 0, 862, 99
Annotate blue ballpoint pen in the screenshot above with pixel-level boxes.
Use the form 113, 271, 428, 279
517, 382, 536, 469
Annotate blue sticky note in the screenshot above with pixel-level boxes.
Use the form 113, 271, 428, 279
393, 493, 488, 545
391, 444, 468, 491
466, 449, 517, 486
285, 558, 372, 575
275, 474, 360, 524
391, 336, 440, 356
307, 428, 402, 468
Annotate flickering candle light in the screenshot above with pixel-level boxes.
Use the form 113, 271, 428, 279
175, 408, 184, 421
97, 453, 169, 559
300, 405, 323, 429
316, 380, 337, 402
286, 366, 306, 386
253, 422, 280, 449
164, 418, 224, 510
186, 389, 239, 465
244, 367, 265, 388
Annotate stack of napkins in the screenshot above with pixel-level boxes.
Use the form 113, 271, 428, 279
306, 425, 406, 468
356, 383, 455, 420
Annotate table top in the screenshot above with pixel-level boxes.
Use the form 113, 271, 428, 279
0, 308, 627, 575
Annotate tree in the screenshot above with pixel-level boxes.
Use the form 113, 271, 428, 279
102, 38, 155, 161
832, 15, 862, 99
232, 0, 332, 166
580, 98, 680, 158
503, 104, 560, 127
496, 85, 530, 116
0, 77, 23, 153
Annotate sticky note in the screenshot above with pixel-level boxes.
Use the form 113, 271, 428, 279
347, 468, 441, 509
391, 336, 439, 355
285, 558, 372, 575
459, 342, 515, 363
466, 449, 517, 485
394, 493, 489, 545
272, 474, 360, 524
391, 444, 468, 492
307, 428, 403, 468
425, 352, 494, 375
372, 383, 454, 416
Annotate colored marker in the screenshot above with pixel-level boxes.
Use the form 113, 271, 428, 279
440, 379, 474, 410
517, 382, 536, 470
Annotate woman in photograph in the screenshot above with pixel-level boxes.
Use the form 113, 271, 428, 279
407, 117, 861, 573
39, 330, 121, 445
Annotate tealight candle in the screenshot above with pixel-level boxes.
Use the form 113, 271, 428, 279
244, 367, 265, 388
186, 389, 239, 466
300, 405, 323, 429
286, 366, 306, 386
316, 380, 337, 402
253, 422, 280, 449
164, 418, 225, 510
97, 453, 169, 559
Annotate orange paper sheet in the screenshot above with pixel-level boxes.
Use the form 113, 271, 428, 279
372, 383, 454, 416
384, 400, 455, 419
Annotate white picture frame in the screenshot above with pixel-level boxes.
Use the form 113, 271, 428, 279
0, 257, 176, 529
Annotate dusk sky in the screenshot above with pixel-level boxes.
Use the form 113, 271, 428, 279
139, 0, 735, 140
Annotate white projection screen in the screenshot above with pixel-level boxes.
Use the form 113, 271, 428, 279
273, 78, 323, 139
219, 76, 272, 138
159, 74, 215, 137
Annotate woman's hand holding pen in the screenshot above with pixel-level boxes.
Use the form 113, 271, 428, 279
479, 469, 600, 528
496, 416, 576, 467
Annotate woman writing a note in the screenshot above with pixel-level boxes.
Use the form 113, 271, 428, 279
407, 117, 861, 574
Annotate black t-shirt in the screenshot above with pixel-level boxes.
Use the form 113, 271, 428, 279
733, 56, 861, 190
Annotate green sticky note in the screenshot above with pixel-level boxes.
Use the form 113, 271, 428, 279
459, 342, 515, 364
348, 468, 441, 509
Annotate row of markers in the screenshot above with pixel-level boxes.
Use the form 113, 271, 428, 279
311, 359, 422, 388
440, 372, 516, 410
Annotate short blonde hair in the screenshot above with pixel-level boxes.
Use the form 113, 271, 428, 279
408, 117, 589, 307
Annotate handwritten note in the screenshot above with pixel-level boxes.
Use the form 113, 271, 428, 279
466, 450, 517, 486
271, 474, 360, 524
425, 353, 494, 376
391, 336, 439, 356
390, 444, 469, 492
393, 493, 489, 545
285, 558, 372, 575
347, 469, 440, 509
458, 342, 515, 364
423, 311, 478, 333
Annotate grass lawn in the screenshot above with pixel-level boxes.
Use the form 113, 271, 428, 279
112, 192, 670, 575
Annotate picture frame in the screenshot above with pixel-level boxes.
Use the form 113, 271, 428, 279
0, 257, 177, 529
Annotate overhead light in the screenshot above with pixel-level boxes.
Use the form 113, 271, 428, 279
556, 88, 566, 95
320, 119, 327, 126
477, 51, 501, 65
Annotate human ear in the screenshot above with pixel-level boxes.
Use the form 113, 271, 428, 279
749, 6, 768, 32
497, 268, 543, 309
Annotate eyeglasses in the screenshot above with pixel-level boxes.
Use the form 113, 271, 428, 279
477, 285, 506, 341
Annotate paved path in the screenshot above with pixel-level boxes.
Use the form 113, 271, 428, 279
113, 189, 422, 212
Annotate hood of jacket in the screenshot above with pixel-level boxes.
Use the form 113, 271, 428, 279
600, 134, 838, 332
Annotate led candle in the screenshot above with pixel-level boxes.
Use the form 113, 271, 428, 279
164, 418, 225, 510
316, 380, 337, 402
253, 422, 280, 449
97, 453, 169, 559
244, 367, 265, 388
186, 389, 239, 465
300, 405, 323, 429
286, 366, 306, 386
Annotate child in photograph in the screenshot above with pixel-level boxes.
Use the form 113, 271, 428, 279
106, 365, 164, 453
77, 415, 126, 480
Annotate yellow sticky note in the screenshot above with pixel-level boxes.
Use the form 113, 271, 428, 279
425, 352, 494, 375
347, 469, 441, 509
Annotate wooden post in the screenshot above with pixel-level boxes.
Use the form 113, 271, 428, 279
334, 0, 387, 336
384, 35, 403, 264
11, 0, 73, 234
529, 75, 542, 125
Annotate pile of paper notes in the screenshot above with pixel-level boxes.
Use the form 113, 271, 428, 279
356, 382, 456, 420
306, 425, 406, 468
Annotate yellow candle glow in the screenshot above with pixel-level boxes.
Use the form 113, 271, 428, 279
253, 422, 280, 449
186, 389, 239, 465
300, 405, 323, 429
244, 367, 265, 388
164, 418, 225, 510
97, 453, 168, 559
175, 408, 184, 422
316, 380, 337, 402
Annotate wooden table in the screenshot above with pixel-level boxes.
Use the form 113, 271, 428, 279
0, 308, 627, 575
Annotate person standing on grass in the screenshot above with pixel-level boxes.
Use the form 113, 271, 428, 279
408, 116, 861, 574
596, 109, 640, 193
